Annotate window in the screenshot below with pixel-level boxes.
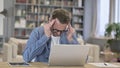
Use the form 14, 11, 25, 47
96, 0, 110, 37
115, 0, 120, 22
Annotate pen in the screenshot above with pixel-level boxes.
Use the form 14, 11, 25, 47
104, 63, 107, 66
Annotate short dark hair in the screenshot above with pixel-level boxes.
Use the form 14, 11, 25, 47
51, 9, 71, 24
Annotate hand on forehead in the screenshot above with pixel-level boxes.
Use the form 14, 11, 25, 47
55, 18, 60, 24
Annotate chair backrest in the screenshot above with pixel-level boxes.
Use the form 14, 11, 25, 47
3, 43, 12, 62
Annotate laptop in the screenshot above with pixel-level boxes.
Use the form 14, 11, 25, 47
48, 44, 89, 66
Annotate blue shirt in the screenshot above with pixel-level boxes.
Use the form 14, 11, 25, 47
23, 26, 79, 62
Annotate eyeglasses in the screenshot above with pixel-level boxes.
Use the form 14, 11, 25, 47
51, 29, 68, 34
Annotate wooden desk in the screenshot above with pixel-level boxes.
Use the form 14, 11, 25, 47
0, 62, 120, 68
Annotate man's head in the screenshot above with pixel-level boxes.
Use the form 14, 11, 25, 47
51, 9, 71, 24
50, 9, 71, 36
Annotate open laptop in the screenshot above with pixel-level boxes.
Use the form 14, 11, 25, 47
48, 44, 89, 66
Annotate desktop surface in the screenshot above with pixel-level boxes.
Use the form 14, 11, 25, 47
0, 62, 120, 68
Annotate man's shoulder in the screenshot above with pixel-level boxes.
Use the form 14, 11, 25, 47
33, 26, 44, 32
31, 26, 44, 35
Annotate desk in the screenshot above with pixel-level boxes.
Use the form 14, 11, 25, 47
0, 62, 120, 68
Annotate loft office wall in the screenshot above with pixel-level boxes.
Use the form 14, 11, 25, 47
4, 0, 14, 41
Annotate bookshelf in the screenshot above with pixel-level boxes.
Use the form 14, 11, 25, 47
14, 0, 85, 39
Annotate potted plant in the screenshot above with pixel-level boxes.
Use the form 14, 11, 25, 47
105, 23, 120, 62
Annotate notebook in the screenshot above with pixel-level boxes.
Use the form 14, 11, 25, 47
48, 44, 89, 66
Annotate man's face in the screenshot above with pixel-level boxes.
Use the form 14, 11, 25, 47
51, 19, 68, 36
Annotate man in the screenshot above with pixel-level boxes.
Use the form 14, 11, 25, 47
23, 9, 79, 62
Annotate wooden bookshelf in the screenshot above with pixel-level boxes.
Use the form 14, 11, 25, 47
14, 0, 85, 38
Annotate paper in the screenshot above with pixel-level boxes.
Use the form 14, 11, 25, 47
88, 63, 120, 67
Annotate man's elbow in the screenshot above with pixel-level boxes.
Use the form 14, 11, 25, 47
23, 53, 31, 63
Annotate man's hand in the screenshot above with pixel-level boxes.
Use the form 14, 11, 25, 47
44, 19, 55, 37
67, 23, 75, 42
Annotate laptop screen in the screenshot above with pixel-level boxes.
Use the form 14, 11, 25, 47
48, 44, 89, 66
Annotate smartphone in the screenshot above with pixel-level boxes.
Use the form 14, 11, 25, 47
9, 62, 30, 66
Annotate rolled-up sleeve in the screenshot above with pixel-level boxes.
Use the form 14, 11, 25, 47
23, 28, 49, 62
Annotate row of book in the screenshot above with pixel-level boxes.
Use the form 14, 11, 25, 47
14, 29, 31, 37
74, 23, 83, 30
16, 7, 53, 15
73, 9, 84, 15
15, 21, 36, 28
26, 15, 38, 21
14, 24, 83, 37
16, 0, 84, 7
73, 16, 83, 23
16, 8, 84, 16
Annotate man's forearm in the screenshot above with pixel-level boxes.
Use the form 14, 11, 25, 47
23, 35, 50, 62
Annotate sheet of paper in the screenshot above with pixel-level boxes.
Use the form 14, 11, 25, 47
88, 63, 120, 67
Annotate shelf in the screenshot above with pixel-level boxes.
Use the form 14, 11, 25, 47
73, 6, 84, 8
14, 36, 29, 39
63, 6, 84, 9
15, 28, 34, 30
27, 3, 39, 6
40, 5, 62, 8
19, 4, 84, 9
39, 13, 50, 15
15, 3, 84, 9
26, 20, 38, 22
15, 3, 26, 5
15, 16, 26, 17
27, 12, 38, 15
62, 6, 74, 8
14, 0, 85, 38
